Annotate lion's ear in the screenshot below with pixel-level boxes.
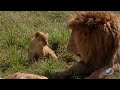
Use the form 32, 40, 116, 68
44, 32, 48, 38
35, 32, 40, 38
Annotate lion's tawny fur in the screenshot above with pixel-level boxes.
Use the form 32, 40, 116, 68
52, 11, 120, 79
67, 11, 120, 73
3, 72, 48, 79
28, 31, 58, 62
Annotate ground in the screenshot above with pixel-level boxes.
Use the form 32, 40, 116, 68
0, 11, 119, 79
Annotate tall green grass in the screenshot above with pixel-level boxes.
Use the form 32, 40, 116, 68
0, 11, 79, 78
0, 11, 119, 79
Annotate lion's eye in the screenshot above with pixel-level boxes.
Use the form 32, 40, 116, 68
41, 37, 45, 41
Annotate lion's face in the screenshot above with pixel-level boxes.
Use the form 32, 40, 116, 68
35, 31, 48, 46
67, 24, 113, 62
67, 26, 91, 57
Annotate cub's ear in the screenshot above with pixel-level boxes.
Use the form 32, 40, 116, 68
35, 32, 40, 38
44, 32, 49, 37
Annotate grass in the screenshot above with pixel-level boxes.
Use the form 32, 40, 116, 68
0, 11, 120, 79
0, 11, 80, 78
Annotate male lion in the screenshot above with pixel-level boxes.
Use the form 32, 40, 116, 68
28, 31, 58, 63
2, 72, 48, 79
52, 11, 120, 79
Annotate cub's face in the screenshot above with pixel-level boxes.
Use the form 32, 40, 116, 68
35, 31, 48, 46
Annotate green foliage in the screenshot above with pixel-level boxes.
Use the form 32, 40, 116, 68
0, 11, 118, 79
0, 11, 78, 78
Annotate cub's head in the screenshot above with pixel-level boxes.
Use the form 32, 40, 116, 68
35, 31, 49, 46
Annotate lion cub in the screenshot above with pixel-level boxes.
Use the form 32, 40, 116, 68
28, 31, 58, 63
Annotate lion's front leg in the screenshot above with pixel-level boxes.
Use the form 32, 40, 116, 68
28, 51, 35, 64
49, 61, 87, 79
85, 66, 111, 79
85, 63, 120, 79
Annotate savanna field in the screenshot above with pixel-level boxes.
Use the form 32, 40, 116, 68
0, 11, 120, 79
